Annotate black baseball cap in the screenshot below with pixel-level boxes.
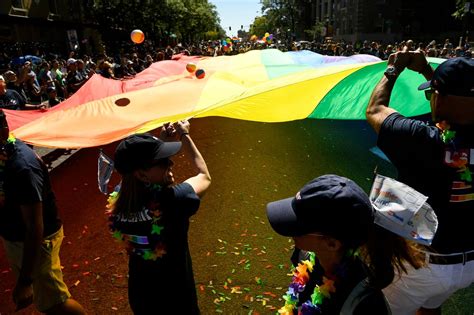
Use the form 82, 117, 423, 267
418, 57, 474, 97
114, 133, 181, 175
266, 175, 374, 246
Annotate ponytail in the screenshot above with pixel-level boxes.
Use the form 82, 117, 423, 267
113, 173, 147, 218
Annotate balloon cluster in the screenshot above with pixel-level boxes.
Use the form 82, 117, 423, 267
186, 63, 205, 79
263, 32, 273, 44
222, 38, 233, 52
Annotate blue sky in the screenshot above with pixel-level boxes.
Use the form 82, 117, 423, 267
209, 0, 262, 37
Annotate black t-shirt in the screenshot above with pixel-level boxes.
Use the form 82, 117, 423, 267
378, 113, 474, 253
0, 140, 62, 241
66, 70, 85, 94
110, 182, 200, 314
0, 89, 26, 110
292, 250, 389, 314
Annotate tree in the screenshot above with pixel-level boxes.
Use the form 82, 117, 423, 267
452, 0, 473, 19
249, 16, 270, 37
305, 22, 325, 41
85, 0, 223, 45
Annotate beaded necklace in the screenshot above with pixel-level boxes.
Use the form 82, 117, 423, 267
437, 122, 472, 182
107, 184, 167, 260
279, 252, 337, 315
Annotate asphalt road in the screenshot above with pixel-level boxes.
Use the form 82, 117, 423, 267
1, 117, 472, 314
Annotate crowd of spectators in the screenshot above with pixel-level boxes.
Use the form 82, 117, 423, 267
0, 37, 472, 110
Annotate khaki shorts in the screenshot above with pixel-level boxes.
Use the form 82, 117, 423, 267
2, 226, 71, 312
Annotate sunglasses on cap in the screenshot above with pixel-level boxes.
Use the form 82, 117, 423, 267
151, 158, 172, 168
424, 89, 434, 101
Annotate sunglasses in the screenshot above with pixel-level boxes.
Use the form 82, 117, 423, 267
424, 89, 434, 101
151, 158, 172, 168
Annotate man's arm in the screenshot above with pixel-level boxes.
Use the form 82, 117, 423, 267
18, 202, 43, 284
366, 76, 398, 134
366, 50, 434, 134
12, 202, 43, 309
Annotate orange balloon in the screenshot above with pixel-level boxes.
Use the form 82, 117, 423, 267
186, 63, 197, 73
131, 29, 145, 44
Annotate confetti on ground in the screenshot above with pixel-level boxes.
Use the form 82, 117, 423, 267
111, 307, 118, 311
73, 280, 80, 286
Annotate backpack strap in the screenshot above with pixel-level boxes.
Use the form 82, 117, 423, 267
340, 278, 391, 315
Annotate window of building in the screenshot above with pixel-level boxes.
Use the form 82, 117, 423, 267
48, 0, 61, 20
10, 0, 29, 17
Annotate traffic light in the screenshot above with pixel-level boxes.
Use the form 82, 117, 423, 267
241, 25, 243, 29
229, 26, 231, 31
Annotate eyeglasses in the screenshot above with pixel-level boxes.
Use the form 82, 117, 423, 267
424, 89, 434, 101
152, 158, 172, 168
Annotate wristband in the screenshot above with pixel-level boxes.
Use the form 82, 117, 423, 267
180, 132, 189, 140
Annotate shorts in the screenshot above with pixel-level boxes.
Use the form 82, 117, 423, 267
2, 226, 71, 312
383, 252, 474, 315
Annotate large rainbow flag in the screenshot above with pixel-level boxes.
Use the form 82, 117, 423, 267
5, 50, 443, 148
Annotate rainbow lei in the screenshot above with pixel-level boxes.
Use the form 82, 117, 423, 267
437, 123, 472, 182
107, 184, 167, 260
279, 252, 336, 315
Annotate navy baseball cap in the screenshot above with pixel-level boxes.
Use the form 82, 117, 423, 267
266, 175, 374, 245
418, 57, 474, 97
114, 133, 181, 175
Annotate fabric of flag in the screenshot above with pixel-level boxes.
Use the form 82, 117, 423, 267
6, 50, 443, 149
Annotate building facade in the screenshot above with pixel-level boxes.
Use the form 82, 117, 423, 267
0, 0, 102, 56
307, 0, 468, 44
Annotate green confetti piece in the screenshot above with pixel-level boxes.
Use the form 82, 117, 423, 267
243, 288, 250, 292
151, 224, 164, 235
231, 269, 236, 274
215, 309, 223, 313
212, 290, 217, 294
278, 264, 284, 269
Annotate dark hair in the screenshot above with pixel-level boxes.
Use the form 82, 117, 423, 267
359, 225, 425, 289
112, 173, 147, 218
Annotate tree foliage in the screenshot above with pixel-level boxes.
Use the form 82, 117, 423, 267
452, 0, 473, 19
250, 0, 307, 39
85, 0, 225, 42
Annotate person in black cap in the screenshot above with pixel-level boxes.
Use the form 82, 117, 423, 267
366, 49, 474, 314
266, 174, 424, 315
108, 120, 211, 315
0, 110, 86, 314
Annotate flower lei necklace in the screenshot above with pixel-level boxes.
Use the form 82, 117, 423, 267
107, 183, 167, 261
279, 252, 337, 315
436, 121, 472, 182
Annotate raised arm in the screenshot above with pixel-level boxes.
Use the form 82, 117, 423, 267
175, 120, 211, 197
366, 49, 434, 134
